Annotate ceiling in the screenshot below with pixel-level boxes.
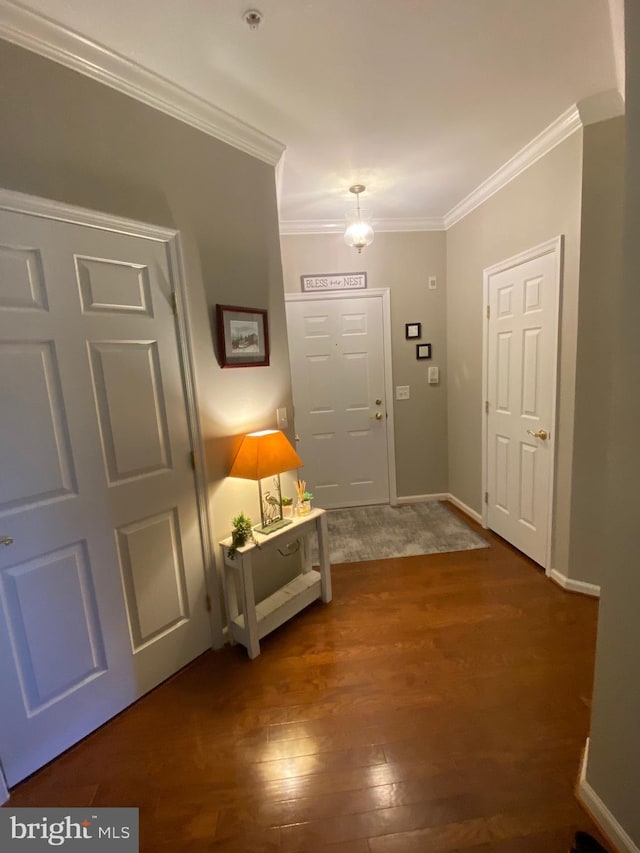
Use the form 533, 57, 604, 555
0, 0, 623, 230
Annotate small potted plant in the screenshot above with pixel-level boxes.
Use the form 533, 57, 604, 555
227, 512, 256, 559
281, 496, 294, 518
295, 480, 313, 516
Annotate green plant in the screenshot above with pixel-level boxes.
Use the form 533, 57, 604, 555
301, 491, 313, 501
281, 496, 293, 506
227, 512, 256, 558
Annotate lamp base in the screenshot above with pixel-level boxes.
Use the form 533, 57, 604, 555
254, 518, 292, 535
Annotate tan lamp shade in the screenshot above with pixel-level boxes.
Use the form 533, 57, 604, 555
229, 430, 303, 480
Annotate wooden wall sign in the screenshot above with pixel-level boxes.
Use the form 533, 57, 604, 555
300, 272, 367, 292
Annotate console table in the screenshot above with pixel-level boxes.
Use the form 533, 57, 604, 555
219, 507, 332, 659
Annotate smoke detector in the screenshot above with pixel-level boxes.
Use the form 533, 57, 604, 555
243, 9, 263, 30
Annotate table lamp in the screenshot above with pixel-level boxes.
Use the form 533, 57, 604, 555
229, 429, 303, 533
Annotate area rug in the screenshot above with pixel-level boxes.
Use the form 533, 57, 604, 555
311, 501, 489, 565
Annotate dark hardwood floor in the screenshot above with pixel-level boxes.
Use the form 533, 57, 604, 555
5, 506, 606, 852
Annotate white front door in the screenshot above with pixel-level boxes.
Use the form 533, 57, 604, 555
484, 238, 561, 567
0, 202, 211, 786
285, 291, 393, 508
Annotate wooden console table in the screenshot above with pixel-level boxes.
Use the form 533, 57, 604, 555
219, 508, 332, 658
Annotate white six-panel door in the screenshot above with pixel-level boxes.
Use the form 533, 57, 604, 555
0, 203, 211, 786
484, 239, 561, 567
286, 292, 392, 508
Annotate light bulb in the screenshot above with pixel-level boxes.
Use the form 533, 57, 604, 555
344, 219, 374, 252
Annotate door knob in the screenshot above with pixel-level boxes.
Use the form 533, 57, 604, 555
526, 428, 548, 440
375, 412, 383, 420
375, 399, 382, 405
1, 536, 13, 546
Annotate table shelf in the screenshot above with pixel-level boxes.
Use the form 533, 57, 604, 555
219, 508, 331, 658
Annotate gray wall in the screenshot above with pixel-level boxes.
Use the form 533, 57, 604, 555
0, 39, 297, 610
280, 231, 448, 499
587, 0, 640, 844
568, 117, 625, 587
446, 133, 583, 572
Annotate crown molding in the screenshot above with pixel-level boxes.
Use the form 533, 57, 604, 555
0, 0, 285, 166
577, 89, 625, 126
279, 219, 344, 236
444, 105, 582, 228
607, 0, 626, 101
375, 217, 445, 232
279, 216, 444, 236
445, 93, 625, 228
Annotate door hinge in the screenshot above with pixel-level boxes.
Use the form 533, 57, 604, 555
486, 305, 490, 319
171, 292, 178, 316
485, 400, 489, 414
484, 491, 488, 504
205, 593, 212, 613
189, 450, 196, 471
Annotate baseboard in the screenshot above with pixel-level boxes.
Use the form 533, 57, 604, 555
378, 493, 483, 526
578, 738, 640, 853
396, 493, 449, 505
548, 568, 601, 598
446, 494, 483, 524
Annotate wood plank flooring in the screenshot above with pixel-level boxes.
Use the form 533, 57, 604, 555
5, 506, 606, 852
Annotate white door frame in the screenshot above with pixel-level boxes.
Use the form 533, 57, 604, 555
285, 288, 397, 506
0, 187, 223, 647
481, 236, 563, 570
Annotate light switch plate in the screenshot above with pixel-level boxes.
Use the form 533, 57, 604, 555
428, 367, 439, 384
396, 385, 410, 400
276, 407, 288, 428
428, 276, 437, 290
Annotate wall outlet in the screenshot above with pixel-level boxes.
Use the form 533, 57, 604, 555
395, 385, 410, 400
428, 276, 437, 290
276, 407, 288, 428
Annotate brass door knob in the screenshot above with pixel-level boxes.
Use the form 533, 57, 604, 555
375, 399, 382, 405
375, 412, 383, 420
526, 428, 548, 440
1, 536, 13, 546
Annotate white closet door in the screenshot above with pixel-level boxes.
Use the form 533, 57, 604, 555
0, 207, 210, 786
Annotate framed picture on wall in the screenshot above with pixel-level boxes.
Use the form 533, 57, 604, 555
216, 304, 270, 367
416, 343, 432, 360
405, 322, 421, 339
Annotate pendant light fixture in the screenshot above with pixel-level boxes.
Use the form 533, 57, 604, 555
344, 184, 374, 253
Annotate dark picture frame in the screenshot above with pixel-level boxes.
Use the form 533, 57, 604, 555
216, 304, 270, 368
416, 343, 432, 360
405, 322, 421, 340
